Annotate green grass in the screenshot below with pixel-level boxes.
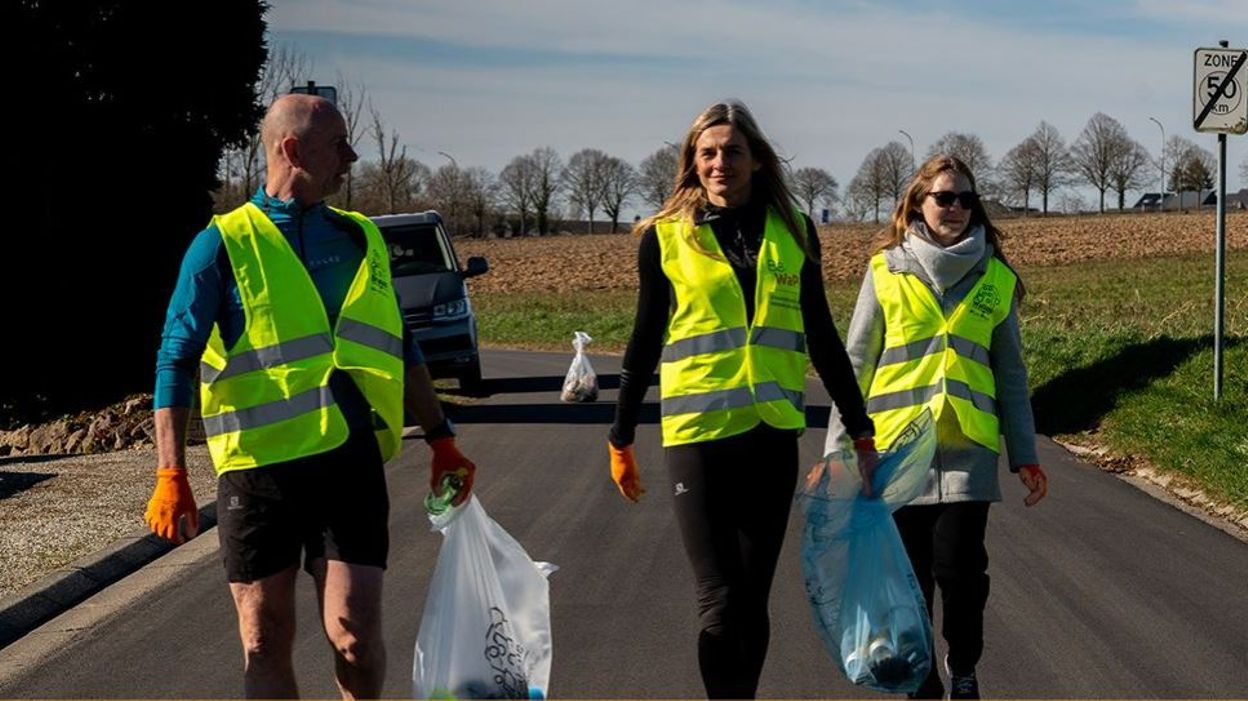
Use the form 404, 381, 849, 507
1019, 254, 1247, 510
474, 252, 1248, 510
474, 290, 637, 350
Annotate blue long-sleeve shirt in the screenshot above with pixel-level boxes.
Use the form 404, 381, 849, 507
155, 187, 421, 418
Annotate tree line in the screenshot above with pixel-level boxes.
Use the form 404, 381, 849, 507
214, 47, 1247, 234
220, 96, 1242, 235
842, 116, 1230, 222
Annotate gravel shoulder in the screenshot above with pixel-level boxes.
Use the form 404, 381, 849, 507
0, 447, 216, 599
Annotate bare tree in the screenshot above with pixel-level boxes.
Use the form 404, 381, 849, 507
216, 43, 313, 209
531, 147, 563, 235
1241, 154, 1248, 187
426, 164, 471, 235
789, 167, 839, 221
1181, 151, 1216, 207
638, 146, 679, 211
847, 147, 891, 223
601, 157, 636, 233
1029, 121, 1074, 214
1109, 140, 1151, 211
926, 131, 993, 177
563, 148, 612, 233
498, 154, 537, 236
1070, 112, 1132, 213
353, 159, 429, 214
367, 105, 427, 214
1164, 135, 1196, 192
997, 138, 1040, 213
462, 167, 497, 238
843, 173, 877, 222
333, 71, 369, 210
1164, 135, 1215, 209
880, 141, 912, 203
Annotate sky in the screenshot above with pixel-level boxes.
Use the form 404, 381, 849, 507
268, 0, 1248, 215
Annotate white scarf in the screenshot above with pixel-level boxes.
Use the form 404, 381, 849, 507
901, 222, 986, 293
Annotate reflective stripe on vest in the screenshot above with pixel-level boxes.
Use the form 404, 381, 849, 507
198, 203, 405, 473
866, 252, 1016, 452
655, 208, 809, 447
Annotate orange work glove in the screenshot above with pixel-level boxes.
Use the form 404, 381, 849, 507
144, 467, 199, 544
608, 442, 644, 502
430, 437, 476, 507
853, 436, 880, 499
1018, 464, 1047, 507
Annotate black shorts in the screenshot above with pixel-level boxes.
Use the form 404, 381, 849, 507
216, 429, 390, 583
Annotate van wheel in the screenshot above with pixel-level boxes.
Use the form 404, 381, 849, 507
459, 359, 483, 393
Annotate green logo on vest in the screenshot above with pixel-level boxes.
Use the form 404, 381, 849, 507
368, 249, 390, 293
971, 283, 999, 318
765, 258, 799, 287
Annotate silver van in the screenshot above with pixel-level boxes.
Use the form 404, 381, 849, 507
370, 212, 489, 391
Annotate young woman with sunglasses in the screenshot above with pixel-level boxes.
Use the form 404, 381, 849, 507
825, 154, 1048, 699
607, 100, 877, 699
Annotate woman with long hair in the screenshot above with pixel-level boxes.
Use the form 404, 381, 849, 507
607, 100, 876, 698
826, 154, 1048, 699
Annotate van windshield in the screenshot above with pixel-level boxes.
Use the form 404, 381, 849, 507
382, 224, 455, 276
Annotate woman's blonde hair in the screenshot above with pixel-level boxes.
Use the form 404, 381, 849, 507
633, 100, 809, 258
875, 154, 1024, 297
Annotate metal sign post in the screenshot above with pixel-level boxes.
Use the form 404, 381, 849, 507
289, 80, 338, 106
1193, 41, 1246, 401
1214, 130, 1226, 401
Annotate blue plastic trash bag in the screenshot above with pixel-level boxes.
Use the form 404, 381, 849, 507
798, 410, 937, 694
413, 496, 556, 699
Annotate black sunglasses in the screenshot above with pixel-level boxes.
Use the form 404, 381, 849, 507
926, 190, 979, 208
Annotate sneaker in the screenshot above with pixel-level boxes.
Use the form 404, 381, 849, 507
944, 656, 980, 700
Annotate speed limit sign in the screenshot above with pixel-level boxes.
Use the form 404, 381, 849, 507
1194, 47, 1247, 134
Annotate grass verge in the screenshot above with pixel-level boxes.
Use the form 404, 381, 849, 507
473, 251, 1247, 514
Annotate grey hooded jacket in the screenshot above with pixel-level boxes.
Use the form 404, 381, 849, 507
824, 224, 1039, 504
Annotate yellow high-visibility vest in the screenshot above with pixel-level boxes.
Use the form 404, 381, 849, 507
655, 208, 808, 447
198, 202, 405, 474
866, 252, 1016, 451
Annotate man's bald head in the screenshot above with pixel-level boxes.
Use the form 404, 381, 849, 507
260, 94, 356, 205
261, 94, 340, 156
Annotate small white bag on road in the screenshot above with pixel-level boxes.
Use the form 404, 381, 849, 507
560, 331, 598, 402
413, 496, 556, 699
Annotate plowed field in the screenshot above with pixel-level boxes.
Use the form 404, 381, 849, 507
454, 210, 1248, 293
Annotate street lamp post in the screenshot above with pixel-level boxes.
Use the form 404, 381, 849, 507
1148, 117, 1165, 210
898, 129, 915, 171
437, 150, 458, 169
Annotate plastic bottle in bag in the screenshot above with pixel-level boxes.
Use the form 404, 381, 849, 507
560, 331, 598, 402
865, 606, 926, 686
799, 410, 937, 694
424, 473, 464, 516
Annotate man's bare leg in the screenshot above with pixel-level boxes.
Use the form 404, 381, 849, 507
311, 558, 386, 699
229, 565, 300, 698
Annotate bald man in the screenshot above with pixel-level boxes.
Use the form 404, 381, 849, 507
147, 94, 476, 699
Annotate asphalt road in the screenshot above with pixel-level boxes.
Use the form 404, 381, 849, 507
1, 348, 1246, 698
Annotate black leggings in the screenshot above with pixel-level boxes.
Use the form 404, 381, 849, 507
665, 424, 799, 699
893, 502, 991, 677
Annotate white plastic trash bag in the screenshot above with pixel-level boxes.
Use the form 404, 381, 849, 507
560, 331, 598, 402
413, 496, 556, 699
798, 410, 937, 694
